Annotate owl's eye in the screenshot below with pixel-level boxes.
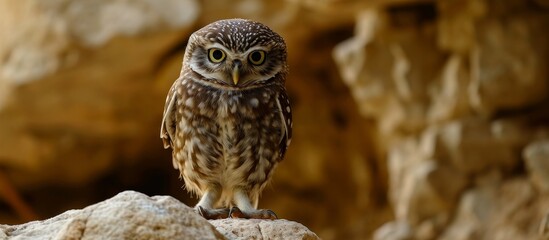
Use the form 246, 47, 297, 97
208, 48, 226, 63
248, 50, 266, 65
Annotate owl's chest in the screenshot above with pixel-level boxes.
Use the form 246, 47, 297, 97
187, 86, 278, 145
213, 92, 272, 140
215, 94, 246, 145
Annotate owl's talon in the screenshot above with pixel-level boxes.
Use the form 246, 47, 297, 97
228, 207, 278, 220
229, 207, 246, 219
195, 206, 230, 219
264, 209, 278, 220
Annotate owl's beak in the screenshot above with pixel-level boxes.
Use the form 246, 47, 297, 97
232, 61, 241, 85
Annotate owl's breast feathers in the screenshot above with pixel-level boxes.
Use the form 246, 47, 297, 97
161, 76, 291, 168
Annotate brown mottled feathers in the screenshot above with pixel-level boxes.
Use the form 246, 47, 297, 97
160, 19, 291, 209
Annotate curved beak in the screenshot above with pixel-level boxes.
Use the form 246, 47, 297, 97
232, 61, 241, 85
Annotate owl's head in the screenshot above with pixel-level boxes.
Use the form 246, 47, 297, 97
183, 19, 287, 88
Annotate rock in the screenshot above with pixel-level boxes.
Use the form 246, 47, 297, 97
436, 0, 487, 53
436, 0, 549, 116
321, 0, 549, 238
387, 131, 468, 234
210, 218, 319, 240
0, 0, 386, 238
0, 191, 224, 240
439, 177, 547, 240
373, 220, 413, 240
468, 10, 549, 115
0, 191, 318, 239
1, 0, 549, 238
388, 135, 467, 227
384, 117, 533, 238
433, 118, 523, 174
333, 8, 446, 136
0, 0, 198, 188
438, 172, 502, 240
523, 140, 549, 193
427, 54, 471, 123
0, 0, 199, 82
539, 213, 549, 239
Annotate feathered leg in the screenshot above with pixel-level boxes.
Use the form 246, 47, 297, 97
229, 189, 277, 219
194, 186, 229, 219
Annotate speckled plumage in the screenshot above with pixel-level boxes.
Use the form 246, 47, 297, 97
160, 19, 291, 219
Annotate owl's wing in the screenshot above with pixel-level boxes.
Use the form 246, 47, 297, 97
160, 82, 179, 149
276, 90, 292, 159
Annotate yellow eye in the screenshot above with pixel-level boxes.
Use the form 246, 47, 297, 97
208, 48, 226, 63
248, 50, 266, 65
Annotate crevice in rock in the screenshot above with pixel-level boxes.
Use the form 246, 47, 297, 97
257, 224, 265, 240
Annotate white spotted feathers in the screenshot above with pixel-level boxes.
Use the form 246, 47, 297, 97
160, 19, 291, 212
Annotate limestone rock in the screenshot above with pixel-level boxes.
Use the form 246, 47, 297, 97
0, 191, 224, 240
387, 134, 467, 236
433, 118, 524, 174
439, 177, 547, 240
2, 0, 549, 238
383, 115, 536, 237
0, 0, 199, 82
0, 191, 319, 240
436, 0, 549, 116
333, 8, 446, 136
436, 0, 486, 53
468, 10, 549, 114
0, 0, 385, 238
539, 213, 549, 239
210, 218, 320, 240
427, 54, 471, 123
0, 0, 198, 188
388, 138, 463, 225
523, 140, 549, 193
373, 220, 413, 240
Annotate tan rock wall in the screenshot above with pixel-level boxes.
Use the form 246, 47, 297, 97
1, 0, 548, 239
332, 0, 549, 239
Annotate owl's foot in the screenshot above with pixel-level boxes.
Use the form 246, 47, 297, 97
195, 206, 230, 219
229, 207, 278, 220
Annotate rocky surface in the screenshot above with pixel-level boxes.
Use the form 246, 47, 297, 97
1, 0, 549, 239
210, 219, 319, 240
0, 0, 388, 238
332, 0, 549, 239
0, 191, 318, 240
0, 0, 199, 188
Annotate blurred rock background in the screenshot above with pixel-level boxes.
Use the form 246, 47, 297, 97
0, 0, 548, 239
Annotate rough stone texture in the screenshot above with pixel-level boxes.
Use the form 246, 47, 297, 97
211, 219, 319, 240
0, 0, 199, 83
524, 140, 549, 193
0, 0, 385, 238
0, 191, 318, 240
1, 0, 549, 239
439, 175, 549, 240
468, 2, 549, 114
373, 220, 413, 240
334, 8, 446, 136
333, 0, 549, 239
0, 0, 198, 188
0, 191, 225, 240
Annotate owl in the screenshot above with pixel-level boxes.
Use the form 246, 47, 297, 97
160, 19, 292, 219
